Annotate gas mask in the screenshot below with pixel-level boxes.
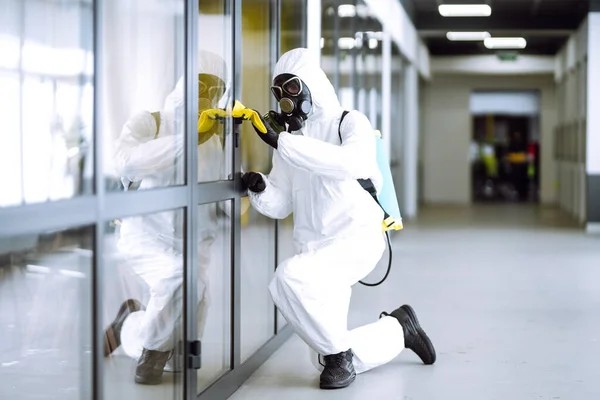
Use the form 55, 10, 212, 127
270, 73, 313, 132
199, 73, 225, 114
198, 73, 226, 144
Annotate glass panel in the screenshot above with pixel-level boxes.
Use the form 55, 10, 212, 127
197, 200, 232, 393
0, 0, 94, 207
198, 0, 234, 183
240, 0, 276, 361
281, 0, 307, 53
320, 2, 338, 90
0, 226, 93, 399
102, 0, 185, 192
103, 209, 184, 398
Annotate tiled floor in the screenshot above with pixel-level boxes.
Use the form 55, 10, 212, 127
229, 205, 600, 400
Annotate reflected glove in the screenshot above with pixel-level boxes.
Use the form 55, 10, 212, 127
198, 108, 229, 133
242, 172, 266, 193
252, 112, 280, 149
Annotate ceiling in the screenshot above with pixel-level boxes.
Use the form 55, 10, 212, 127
406, 0, 591, 56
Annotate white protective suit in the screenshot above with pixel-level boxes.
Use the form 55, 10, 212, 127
114, 51, 226, 358
249, 48, 404, 374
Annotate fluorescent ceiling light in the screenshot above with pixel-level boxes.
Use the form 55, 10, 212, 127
339, 4, 371, 18
438, 4, 492, 17
365, 31, 384, 40
320, 37, 325, 48
446, 31, 490, 41
484, 37, 527, 49
338, 4, 356, 17
338, 37, 356, 50
368, 38, 379, 49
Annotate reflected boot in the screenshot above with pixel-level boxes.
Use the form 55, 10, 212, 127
381, 304, 436, 365
164, 346, 182, 373
135, 348, 171, 385
319, 349, 356, 390
103, 299, 143, 357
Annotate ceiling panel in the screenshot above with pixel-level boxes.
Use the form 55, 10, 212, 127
410, 0, 590, 55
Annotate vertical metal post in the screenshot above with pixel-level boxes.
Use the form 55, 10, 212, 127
403, 63, 418, 219
352, 0, 358, 109
306, 0, 322, 63
79, 4, 95, 398
300, 0, 308, 48
18, 0, 25, 204
333, 0, 340, 92
381, 29, 392, 160
92, 0, 105, 399
185, 0, 199, 398
271, 0, 281, 66
271, 0, 281, 336
232, 0, 243, 370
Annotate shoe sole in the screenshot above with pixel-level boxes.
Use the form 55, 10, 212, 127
401, 305, 436, 365
319, 374, 356, 390
104, 299, 143, 357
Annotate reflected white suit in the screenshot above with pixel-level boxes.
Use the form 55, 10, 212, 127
114, 51, 226, 358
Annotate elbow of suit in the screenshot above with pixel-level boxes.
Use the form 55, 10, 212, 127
250, 198, 291, 220
113, 153, 128, 177
343, 152, 371, 180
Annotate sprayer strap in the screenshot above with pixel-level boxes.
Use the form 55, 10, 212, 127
338, 110, 393, 287
338, 110, 350, 143
339, 111, 390, 222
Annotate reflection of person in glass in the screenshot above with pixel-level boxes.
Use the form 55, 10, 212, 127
103, 51, 227, 385
243, 49, 436, 390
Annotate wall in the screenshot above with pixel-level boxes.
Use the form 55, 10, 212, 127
470, 91, 541, 116
364, 0, 430, 78
431, 55, 555, 76
586, 13, 600, 232
361, 0, 428, 218
555, 15, 589, 225
422, 75, 557, 205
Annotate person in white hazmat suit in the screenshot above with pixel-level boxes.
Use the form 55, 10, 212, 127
102, 51, 227, 385
243, 48, 436, 390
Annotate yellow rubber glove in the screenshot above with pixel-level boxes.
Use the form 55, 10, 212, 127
231, 101, 267, 133
198, 108, 230, 133
197, 101, 267, 135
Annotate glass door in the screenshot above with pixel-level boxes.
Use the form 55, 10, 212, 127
239, 0, 277, 364
195, 0, 236, 396
0, 1, 299, 399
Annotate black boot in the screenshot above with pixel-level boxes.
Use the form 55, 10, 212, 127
103, 299, 143, 357
319, 349, 356, 390
381, 304, 436, 365
135, 348, 171, 385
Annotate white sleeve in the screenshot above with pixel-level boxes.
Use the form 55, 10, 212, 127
114, 111, 184, 181
276, 111, 376, 181
248, 151, 293, 219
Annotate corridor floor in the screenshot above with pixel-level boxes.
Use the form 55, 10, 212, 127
229, 205, 600, 400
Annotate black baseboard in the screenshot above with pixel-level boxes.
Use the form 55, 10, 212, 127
198, 325, 293, 400
587, 174, 600, 223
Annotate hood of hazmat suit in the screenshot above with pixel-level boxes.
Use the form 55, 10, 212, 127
248, 48, 383, 251
115, 50, 228, 255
